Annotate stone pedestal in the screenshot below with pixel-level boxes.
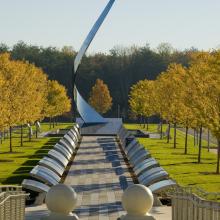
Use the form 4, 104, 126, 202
41, 184, 79, 220
119, 184, 156, 220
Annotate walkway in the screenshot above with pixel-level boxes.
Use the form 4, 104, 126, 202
25, 136, 171, 220
65, 136, 133, 219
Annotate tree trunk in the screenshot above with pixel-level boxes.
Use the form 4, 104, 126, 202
53, 118, 55, 128
9, 126, 12, 153
35, 123, 38, 139
167, 123, 171, 143
20, 125, 23, 147
194, 129, 196, 146
160, 118, 163, 139
0, 132, 2, 144
217, 139, 220, 174
198, 126, 203, 163
49, 117, 52, 129
174, 123, 177, 148
207, 129, 210, 152
4, 130, 6, 139
196, 129, 199, 145
55, 117, 58, 126
184, 126, 189, 154
143, 117, 146, 128
29, 126, 32, 142
1, 131, 4, 141
146, 117, 149, 131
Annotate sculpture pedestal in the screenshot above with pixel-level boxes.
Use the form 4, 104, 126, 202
76, 118, 122, 135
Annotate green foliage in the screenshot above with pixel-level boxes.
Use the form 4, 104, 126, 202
0, 41, 194, 119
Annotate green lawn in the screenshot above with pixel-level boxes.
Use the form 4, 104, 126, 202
0, 123, 72, 185
124, 123, 220, 194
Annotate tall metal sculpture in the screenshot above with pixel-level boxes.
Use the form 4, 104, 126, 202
73, 0, 116, 124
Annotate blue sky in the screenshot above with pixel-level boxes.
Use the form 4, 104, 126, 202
0, 0, 220, 53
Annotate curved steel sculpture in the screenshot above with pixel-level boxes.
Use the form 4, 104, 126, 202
73, 0, 116, 124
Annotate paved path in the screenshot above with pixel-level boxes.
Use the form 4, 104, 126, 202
25, 136, 171, 220
65, 136, 133, 220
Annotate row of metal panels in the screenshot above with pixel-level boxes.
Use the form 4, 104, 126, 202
118, 126, 176, 194
22, 124, 81, 194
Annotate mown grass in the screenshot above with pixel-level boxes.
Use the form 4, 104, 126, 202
124, 123, 220, 194
0, 123, 72, 184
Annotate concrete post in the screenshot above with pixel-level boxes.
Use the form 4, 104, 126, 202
119, 184, 156, 220
41, 184, 79, 220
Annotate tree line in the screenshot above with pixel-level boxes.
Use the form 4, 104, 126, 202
129, 51, 220, 173
0, 41, 196, 119
0, 53, 71, 152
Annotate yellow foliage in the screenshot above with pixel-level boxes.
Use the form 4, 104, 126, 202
45, 80, 71, 118
129, 80, 155, 118
154, 63, 187, 123
0, 53, 47, 129
89, 79, 112, 114
188, 51, 220, 139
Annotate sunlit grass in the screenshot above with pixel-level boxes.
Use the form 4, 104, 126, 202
124, 123, 220, 193
0, 123, 72, 184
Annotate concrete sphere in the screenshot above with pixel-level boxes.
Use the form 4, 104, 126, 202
122, 184, 154, 215
45, 184, 77, 215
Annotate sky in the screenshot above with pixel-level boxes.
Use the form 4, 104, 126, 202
0, 0, 220, 53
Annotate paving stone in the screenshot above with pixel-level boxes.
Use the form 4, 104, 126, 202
65, 136, 130, 219
25, 135, 171, 220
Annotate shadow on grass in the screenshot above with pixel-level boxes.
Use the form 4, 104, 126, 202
171, 152, 197, 156
0, 151, 24, 155
163, 161, 215, 166
3, 137, 60, 184
0, 159, 14, 163
199, 172, 220, 175
22, 160, 40, 166
65, 126, 73, 130
13, 166, 33, 174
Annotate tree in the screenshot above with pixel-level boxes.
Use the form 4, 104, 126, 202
129, 80, 155, 129
15, 62, 48, 142
0, 53, 24, 151
45, 80, 71, 127
0, 53, 48, 150
154, 63, 187, 144
176, 74, 197, 154
0, 41, 195, 120
187, 51, 220, 171
89, 79, 112, 114
0, 73, 7, 142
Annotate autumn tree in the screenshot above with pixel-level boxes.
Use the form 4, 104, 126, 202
45, 80, 71, 128
156, 64, 188, 147
89, 79, 112, 114
187, 51, 220, 171
0, 73, 7, 144
0, 53, 24, 151
129, 80, 155, 129
0, 53, 48, 150
176, 74, 197, 154
15, 62, 48, 142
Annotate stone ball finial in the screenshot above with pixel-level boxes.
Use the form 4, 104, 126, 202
122, 184, 154, 216
45, 184, 77, 215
